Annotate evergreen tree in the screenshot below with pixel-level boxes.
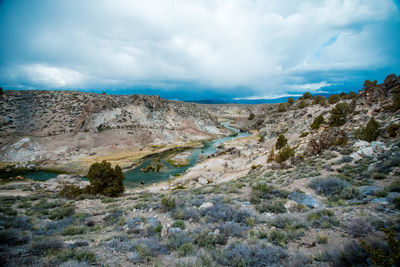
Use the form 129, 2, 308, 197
87, 160, 125, 197
275, 134, 288, 149
329, 103, 349, 127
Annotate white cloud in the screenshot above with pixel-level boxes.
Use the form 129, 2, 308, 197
0, 0, 399, 96
18, 64, 85, 88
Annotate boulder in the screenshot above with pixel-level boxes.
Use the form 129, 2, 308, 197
288, 192, 320, 209
198, 177, 208, 185
341, 155, 353, 163
358, 186, 380, 196
199, 202, 214, 209
305, 128, 346, 156
284, 200, 298, 212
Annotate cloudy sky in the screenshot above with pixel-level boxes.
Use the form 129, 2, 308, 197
1, 0, 399, 101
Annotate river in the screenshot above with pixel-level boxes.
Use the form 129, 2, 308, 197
0, 121, 250, 187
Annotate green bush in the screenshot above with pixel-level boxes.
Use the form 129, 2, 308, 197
329, 103, 349, 127
161, 196, 176, 211
178, 243, 194, 257
328, 94, 340, 104
287, 97, 294, 105
392, 86, 400, 111
275, 134, 288, 149
311, 115, 325, 130
303, 92, 312, 99
356, 117, 380, 142
268, 230, 289, 247
297, 100, 307, 109
87, 160, 125, 197
315, 234, 328, 244
314, 95, 326, 106
275, 146, 295, 163
386, 123, 399, 137
256, 200, 286, 213
49, 205, 75, 220
61, 226, 87, 236
346, 91, 358, 99
248, 112, 255, 120
172, 220, 185, 230
361, 227, 400, 267
277, 103, 287, 112
363, 79, 377, 88
267, 147, 275, 163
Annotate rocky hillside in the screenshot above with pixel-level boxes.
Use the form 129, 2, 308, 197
0, 90, 249, 173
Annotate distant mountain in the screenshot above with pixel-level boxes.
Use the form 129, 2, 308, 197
183, 93, 336, 104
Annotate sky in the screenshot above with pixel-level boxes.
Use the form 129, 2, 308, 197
1, 0, 399, 101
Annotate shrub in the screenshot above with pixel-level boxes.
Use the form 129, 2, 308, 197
87, 160, 125, 197
315, 234, 328, 244
59, 184, 91, 198
61, 226, 87, 236
288, 97, 294, 105
303, 92, 312, 99
324, 240, 369, 267
217, 222, 248, 238
161, 196, 176, 211
387, 180, 400, 192
248, 112, 255, 120
361, 227, 400, 267
30, 238, 64, 255
277, 103, 287, 112
393, 197, 400, 209
178, 243, 194, 257
297, 100, 307, 109
49, 249, 97, 265
172, 208, 200, 221
275, 146, 295, 163
386, 123, 399, 137
256, 200, 286, 213
346, 218, 373, 237
214, 242, 288, 267
49, 205, 75, 220
356, 117, 380, 142
328, 94, 340, 104
307, 209, 338, 229
250, 183, 289, 203
194, 229, 227, 248
0, 229, 29, 245
346, 91, 358, 99
275, 134, 288, 149
233, 209, 253, 225
200, 202, 234, 222
267, 147, 275, 163
270, 216, 306, 230
392, 86, 400, 111
371, 172, 386, 180
268, 230, 289, 247
311, 115, 325, 130
329, 103, 349, 127
363, 79, 377, 88
165, 231, 192, 250
309, 177, 350, 196
172, 220, 185, 230
314, 95, 326, 106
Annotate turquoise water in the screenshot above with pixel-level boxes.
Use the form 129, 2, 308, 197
0, 122, 250, 187
0, 170, 61, 181
123, 121, 250, 186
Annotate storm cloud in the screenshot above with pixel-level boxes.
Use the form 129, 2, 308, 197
1, 0, 399, 100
